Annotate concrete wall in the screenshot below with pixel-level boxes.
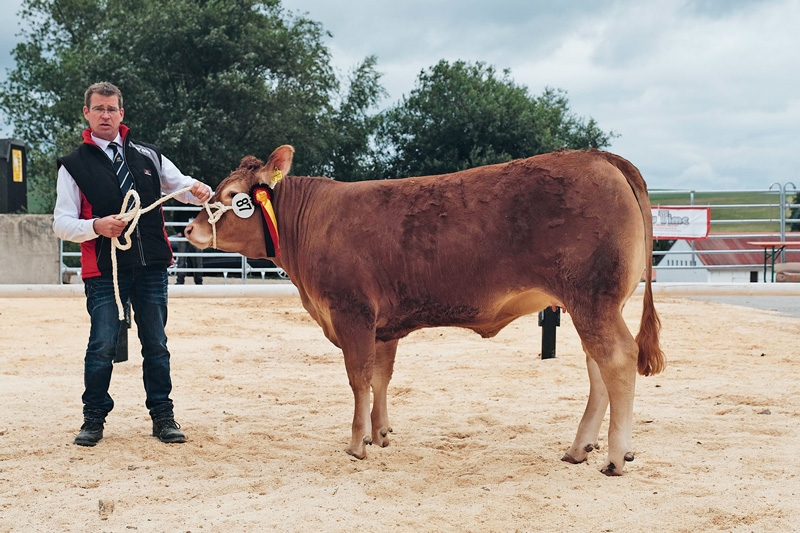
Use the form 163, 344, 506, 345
0, 214, 60, 284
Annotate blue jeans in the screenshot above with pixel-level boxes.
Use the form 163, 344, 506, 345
83, 267, 174, 422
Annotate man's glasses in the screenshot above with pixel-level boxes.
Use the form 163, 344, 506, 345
90, 106, 120, 115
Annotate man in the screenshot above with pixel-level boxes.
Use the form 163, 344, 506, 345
53, 82, 212, 447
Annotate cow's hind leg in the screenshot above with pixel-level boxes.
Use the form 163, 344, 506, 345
562, 355, 608, 464
570, 310, 638, 475
371, 339, 398, 448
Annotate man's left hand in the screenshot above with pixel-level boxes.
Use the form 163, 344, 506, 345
191, 182, 212, 203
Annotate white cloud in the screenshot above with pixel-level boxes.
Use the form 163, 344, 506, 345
504, 0, 800, 189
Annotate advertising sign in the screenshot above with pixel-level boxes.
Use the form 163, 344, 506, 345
651, 206, 710, 240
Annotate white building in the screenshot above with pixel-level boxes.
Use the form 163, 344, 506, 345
655, 235, 800, 283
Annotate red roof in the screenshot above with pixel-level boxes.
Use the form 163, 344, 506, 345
692, 235, 800, 267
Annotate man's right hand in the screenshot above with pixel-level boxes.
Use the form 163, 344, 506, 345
93, 216, 128, 238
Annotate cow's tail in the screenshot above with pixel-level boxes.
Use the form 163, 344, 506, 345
636, 251, 665, 376
601, 151, 665, 376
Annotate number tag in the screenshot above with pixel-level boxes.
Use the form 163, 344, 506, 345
232, 193, 255, 218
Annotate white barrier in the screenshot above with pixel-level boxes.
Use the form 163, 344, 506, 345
1, 282, 799, 298
636, 282, 800, 296
0, 283, 300, 298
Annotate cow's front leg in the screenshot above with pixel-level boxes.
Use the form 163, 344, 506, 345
333, 315, 378, 459
371, 339, 398, 447
563, 354, 609, 464
344, 344, 374, 459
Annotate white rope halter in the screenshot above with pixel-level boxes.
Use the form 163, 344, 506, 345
111, 186, 194, 320
201, 200, 235, 250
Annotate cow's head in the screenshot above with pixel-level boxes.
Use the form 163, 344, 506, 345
185, 145, 294, 259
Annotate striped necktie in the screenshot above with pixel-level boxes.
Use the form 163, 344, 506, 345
109, 142, 134, 196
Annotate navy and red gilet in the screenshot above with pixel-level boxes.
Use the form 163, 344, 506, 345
57, 126, 173, 279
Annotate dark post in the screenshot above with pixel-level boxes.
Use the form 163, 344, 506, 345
0, 139, 27, 213
538, 306, 561, 359
114, 298, 131, 363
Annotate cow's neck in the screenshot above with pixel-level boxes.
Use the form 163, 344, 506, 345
270, 176, 337, 284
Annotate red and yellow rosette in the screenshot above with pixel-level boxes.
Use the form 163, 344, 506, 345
250, 184, 280, 258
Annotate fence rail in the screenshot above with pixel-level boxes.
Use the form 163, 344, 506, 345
59, 183, 800, 283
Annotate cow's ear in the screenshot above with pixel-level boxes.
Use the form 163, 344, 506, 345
257, 145, 294, 187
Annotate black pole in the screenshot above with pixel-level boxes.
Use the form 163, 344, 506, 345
539, 306, 560, 359
114, 298, 131, 363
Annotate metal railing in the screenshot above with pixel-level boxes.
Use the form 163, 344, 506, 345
650, 182, 799, 279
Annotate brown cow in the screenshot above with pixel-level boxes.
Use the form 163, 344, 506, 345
186, 145, 664, 475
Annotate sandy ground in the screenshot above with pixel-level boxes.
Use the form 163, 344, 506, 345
1, 293, 799, 532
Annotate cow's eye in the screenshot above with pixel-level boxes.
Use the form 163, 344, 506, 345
228, 192, 236, 199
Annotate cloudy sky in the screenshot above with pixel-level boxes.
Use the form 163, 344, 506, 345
2, 0, 798, 191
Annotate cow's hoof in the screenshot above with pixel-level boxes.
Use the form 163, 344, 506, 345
584, 442, 602, 453
346, 448, 366, 460
562, 441, 598, 464
372, 428, 391, 448
346, 437, 370, 459
561, 453, 585, 464
624, 452, 635, 462
600, 462, 624, 476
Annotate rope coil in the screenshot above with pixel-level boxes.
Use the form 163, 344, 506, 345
110, 187, 231, 320
111, 186, 193, 320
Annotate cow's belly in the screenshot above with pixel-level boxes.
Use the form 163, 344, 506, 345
469, 289, 557, 338
375, 289, 557, 342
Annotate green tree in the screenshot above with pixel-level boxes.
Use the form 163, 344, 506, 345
324, 55, 387, 181
790, 191, 800, 232
376, 60, 615, 179
1, 0, 384, 211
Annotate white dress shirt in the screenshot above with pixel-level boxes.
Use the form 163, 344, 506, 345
53, 132, 211, 243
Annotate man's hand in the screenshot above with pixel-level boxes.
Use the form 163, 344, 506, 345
190, 182, 212, 203
93, 216, 128, 238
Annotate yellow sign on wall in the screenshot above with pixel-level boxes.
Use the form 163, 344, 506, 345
12, 148, 23, 182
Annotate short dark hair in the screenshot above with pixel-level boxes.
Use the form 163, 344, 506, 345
84, 82, 123, 109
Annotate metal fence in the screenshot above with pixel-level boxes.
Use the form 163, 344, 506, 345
59, 183, 800, 283
650, 182, 799, 279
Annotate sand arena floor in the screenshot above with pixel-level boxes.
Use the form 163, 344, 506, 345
0, 294, 799, 532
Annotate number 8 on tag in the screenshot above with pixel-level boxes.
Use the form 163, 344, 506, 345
232, 193, 255, 218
